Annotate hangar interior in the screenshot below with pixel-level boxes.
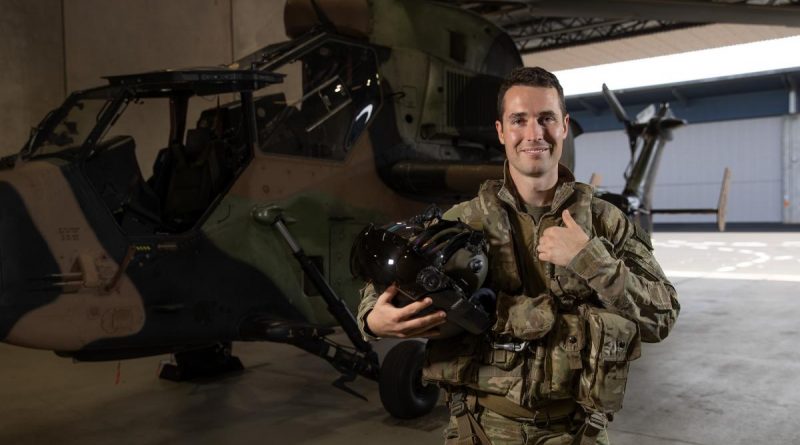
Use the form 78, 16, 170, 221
3, 1, 800, 225
1, 1, 800, 445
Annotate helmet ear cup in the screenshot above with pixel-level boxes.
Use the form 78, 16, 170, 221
443, 248, 488, 293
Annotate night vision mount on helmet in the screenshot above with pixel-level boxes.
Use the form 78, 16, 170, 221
350, 207, 496, 338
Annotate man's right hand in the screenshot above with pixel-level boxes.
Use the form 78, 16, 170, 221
365, 284, 447, 338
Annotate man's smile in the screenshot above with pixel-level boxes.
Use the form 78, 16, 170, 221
517, 145, 552, 154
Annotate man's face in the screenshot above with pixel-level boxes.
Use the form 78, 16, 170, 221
496, 85, 569, 180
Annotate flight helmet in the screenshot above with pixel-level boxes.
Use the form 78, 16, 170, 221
350, 207, 495, 338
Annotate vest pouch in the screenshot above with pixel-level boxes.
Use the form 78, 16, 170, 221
492, 292, 556, 341
484, 346, 522, 371
578, 307, 642, 414
544, 313, 585, 400
422, 333, 480, 385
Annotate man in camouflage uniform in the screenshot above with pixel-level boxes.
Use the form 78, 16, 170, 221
357, 67, 679, 444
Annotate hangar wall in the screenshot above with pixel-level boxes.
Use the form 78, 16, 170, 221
0, 0, 287, 160
784, 114, 800, 223
574, 116, 786, 223
0, 0, 65, 156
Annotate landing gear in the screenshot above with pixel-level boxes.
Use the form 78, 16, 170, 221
159, 342, 244, 381
264, 210, 436, 418
379, 340, 440, 419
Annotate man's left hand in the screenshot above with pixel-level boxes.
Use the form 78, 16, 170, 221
537, 209, 590, 266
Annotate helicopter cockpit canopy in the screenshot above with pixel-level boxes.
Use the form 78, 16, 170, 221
18, 69, 281, 235
20, 69, 280, 162
237, 32, 382, 161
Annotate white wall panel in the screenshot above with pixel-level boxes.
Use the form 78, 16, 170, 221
784, 114, 800, 223
574, 116, 784, 223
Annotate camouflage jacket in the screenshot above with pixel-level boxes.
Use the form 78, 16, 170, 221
356, 166, 679, 408
357, 167, 679, 342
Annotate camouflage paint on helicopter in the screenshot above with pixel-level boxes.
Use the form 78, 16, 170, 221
0, 0, 536, 415
0, 161, 145, 350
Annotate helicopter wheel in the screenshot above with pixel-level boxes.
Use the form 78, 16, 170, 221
378, 340, 440, 419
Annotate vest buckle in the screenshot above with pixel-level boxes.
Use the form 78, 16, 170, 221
490, 340, 530, 352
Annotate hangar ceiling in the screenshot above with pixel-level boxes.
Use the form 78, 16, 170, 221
454, 0, 800, 53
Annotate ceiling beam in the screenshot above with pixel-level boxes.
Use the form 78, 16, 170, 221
499, 0, 800, 27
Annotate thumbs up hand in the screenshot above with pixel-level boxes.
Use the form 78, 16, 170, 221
537, 209, 590, 267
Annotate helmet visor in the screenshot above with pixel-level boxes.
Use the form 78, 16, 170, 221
350, 224, 429, 286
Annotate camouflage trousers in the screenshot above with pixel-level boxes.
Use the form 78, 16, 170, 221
444, 406, 611, 445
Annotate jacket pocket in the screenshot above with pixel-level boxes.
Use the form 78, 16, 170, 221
423, 333, 480, 385
578, 307, 641, 414
543, 313, 585, 400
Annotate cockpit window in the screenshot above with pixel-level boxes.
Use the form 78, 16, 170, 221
25, 96, 111, 160
252, 39, 381, 161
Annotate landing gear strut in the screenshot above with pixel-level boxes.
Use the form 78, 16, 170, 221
254, 205, 438, 418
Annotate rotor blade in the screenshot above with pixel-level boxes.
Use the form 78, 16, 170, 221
602, 83, 630, 124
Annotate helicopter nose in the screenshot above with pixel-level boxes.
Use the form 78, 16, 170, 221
0, 178, 65, 342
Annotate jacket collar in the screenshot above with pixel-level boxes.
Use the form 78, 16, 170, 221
496, 161, 578, 213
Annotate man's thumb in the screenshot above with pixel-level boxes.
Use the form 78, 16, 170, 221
562, 209, 578, 228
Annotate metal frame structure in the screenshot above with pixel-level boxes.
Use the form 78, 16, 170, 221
449, 0, 800, 53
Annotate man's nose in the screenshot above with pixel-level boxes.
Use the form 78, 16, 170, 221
524, 122, 545, 141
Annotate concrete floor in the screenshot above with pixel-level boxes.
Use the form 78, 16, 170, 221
0, 231, 798, 445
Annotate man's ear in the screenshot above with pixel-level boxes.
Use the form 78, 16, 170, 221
561, 114, 570, 140
495, 120, 504, 144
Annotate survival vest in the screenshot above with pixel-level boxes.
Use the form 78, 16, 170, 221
422, 176, 642, 418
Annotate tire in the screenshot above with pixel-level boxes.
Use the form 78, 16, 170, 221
378, 340, 440, 419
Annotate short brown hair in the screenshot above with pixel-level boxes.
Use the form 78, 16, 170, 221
496, 66, 566, 120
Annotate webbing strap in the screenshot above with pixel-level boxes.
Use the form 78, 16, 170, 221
571, 424, 599, 445
453, 412, 493, 445
571, 412, 607, 445
450, 392, 492, 445
478, 393, 576, 421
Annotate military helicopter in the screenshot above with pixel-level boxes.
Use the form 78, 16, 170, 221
0, 0, 541, 420
0, 0, 725, 422
592, 83, 731, 232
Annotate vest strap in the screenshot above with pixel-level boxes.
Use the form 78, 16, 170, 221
479, 393, 577, 422
448, 390, 492, 445
571, 412, 608, 445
